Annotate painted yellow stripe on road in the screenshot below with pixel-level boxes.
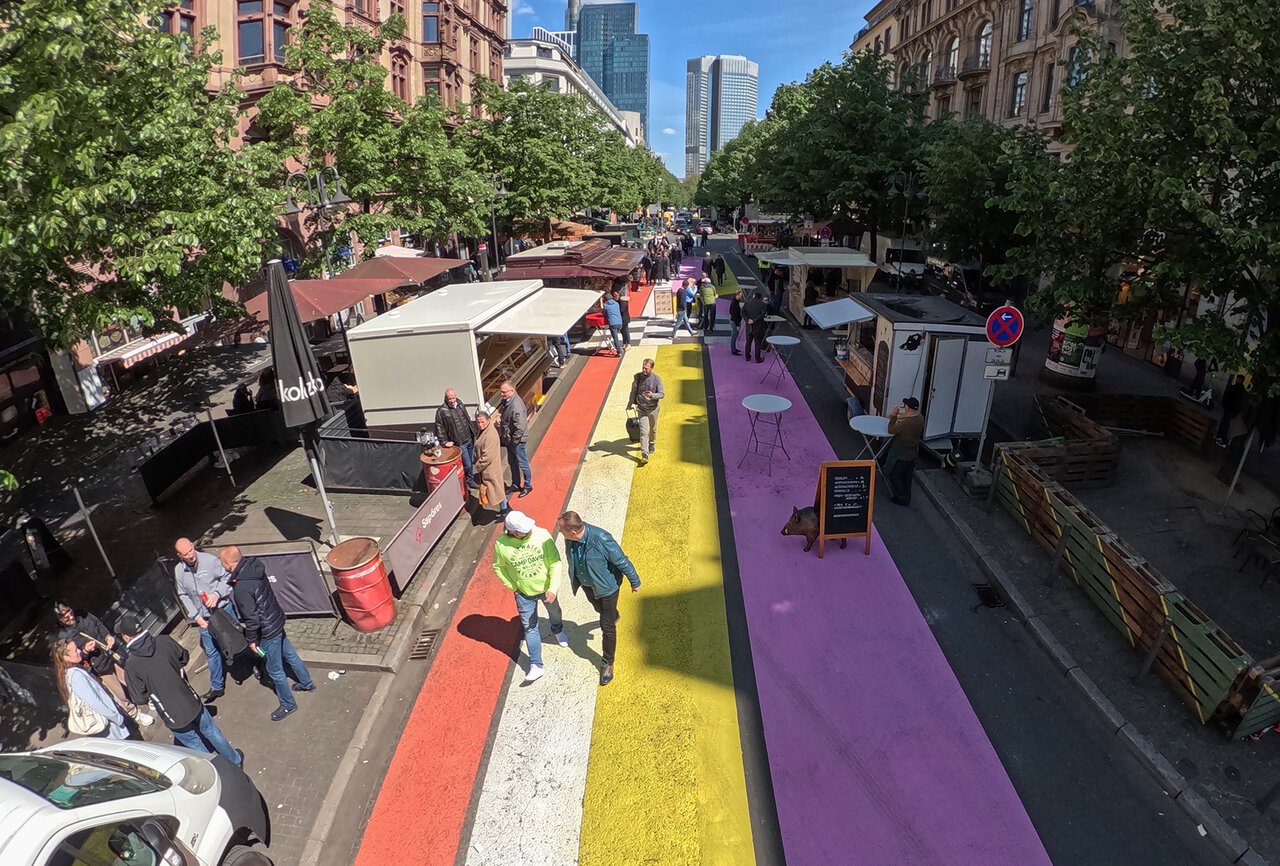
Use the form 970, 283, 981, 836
579, 344, 755, 866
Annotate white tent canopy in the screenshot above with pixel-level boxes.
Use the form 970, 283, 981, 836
479, 287, 602, 337
804, 297, 876, 329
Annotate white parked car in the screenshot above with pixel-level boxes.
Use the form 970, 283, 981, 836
0, 738, 272, 866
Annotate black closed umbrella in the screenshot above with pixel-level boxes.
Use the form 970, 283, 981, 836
265, 259, 339, 539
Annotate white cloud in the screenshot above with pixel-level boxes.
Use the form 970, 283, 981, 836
512, 0, 535, 14
662, 127, 676, 135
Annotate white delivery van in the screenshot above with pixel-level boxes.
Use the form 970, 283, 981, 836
0, 738, 272, 866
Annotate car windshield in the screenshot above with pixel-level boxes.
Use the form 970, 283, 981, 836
0, 753, 168, 809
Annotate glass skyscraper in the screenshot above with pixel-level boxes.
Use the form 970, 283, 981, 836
576, 2, 650, 141
685, 55, 759, 177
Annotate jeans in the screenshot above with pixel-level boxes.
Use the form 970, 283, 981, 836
637, 407, 659, 457
608, 325, 624, 354
458, 440, 475, 484
506, 441, 531, 491
172, 707, 241, 766
620, 313, 632, 346
551, 334, 571, 366
513, 591, 563, 668
261, 633, 314, 712
198, 596, 239, 691
672, 307, 695, 337
730, 320, 741, 352
583, 586, 620, 665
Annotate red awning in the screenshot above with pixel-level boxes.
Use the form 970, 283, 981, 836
339, 256, 469, 284
245, 278, 403, 324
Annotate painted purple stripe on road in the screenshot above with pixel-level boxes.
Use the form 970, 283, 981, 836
708, 342, 1051, 866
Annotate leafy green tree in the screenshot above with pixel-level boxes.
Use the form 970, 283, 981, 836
0, 0, 283, 346
1003, 0, 1280, 388
255, 4, 488, 267
696, 122, 761, 220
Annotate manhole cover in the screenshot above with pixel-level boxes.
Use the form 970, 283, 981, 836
971, 584, 1007, 611
408, 628, 441, 661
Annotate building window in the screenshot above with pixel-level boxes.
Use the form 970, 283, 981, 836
922, 0, 932, 23
884, 28, 892, 50
1009, 71, 1028, 116
966, 86, 983, 118
1017, 0, 1034, 41
391, 53, 409, 100
536, 46, 553, 59
154, 0, 196, 37
920, 49, 931, 83
946, 0, 957, 10
874, 36, 882, 52
937, 94, 951, 118
391, 0, 405, 15
236, 1, 291, 65
945, 37, 958, 74
423, 65, 441, 98
1041, 61, 1055, 111
422, 2, 439, 42
544, 77, 560, 92
1068, 45, 1088, 85
470, 39, 479, 71
978, 21, 992, 65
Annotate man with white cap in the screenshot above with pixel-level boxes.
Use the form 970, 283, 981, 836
491, 510, 566, 684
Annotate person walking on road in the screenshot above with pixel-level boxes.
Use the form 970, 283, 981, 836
473, 410, 509, 516
118, 614, 243, 766
1217, 374, 1248, 446
222, 546, 316, 722
742, 291, 769, 364
435, 388, 477, 485
728, 289, 744, 355
172, 538, 237, 703
53, 638, 131, 740
672, 278, 697, 338
550, 333, 572, 368
884, 397, 925, 505
498, 380, 532, 497
698, 277, 718, 333
713, 255, 727, 287
54, 602, 152, 727
627, 358, 665, 464
603, 291, 626, 356
701, 252, 714, 282
558, 511, 641, 686
492, 511, 565, 684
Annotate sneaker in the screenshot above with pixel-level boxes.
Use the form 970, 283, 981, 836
600, 664, 615, 686
201, 688, 225, 704
235, 749, 245, 766
270, 705, 298, 722
134, 711, 155, 727
291, 682, 316, 692
639, 454, 649, 465
523, 664, 545, 684
555, 632, 569, 648
519, 486, 534, 498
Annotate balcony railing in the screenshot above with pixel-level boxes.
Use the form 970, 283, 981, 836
932, 66, 957, 87
959, 54, 991, 77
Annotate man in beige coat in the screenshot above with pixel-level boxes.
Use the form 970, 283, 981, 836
473, 410, 509, 516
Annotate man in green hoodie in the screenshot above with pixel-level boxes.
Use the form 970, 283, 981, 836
557, 510, 641, 686
492, 510, 565, 684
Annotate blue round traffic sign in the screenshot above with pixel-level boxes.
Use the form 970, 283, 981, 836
986, 305, 1024, 348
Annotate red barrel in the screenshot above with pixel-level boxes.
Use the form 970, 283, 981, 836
326, 537, 395, 633
421, 445, 466, 499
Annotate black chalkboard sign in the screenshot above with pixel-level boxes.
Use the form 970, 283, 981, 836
814, 460, 876, 556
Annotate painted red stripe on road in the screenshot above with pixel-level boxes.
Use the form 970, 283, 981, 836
353, 358, 619, 866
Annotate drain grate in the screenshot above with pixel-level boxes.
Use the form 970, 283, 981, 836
971, 584, 1007, 611
408, 628, 441, 661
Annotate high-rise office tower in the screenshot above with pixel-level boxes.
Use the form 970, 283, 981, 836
685, 55, 759, 177
576, 2, 650, 140
565, 0, 581, 32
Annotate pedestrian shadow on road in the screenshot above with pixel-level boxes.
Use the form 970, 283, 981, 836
457, 614, 519, 660
264, 506, 323, 542
588, 437, 641, 464
558, 618, 604, 670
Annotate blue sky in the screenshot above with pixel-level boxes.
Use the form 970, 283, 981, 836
510, 0, 875, 177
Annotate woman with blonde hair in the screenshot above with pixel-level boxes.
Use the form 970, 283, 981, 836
52, 638, 129, 740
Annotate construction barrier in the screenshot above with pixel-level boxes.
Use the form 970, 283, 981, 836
993, 395, 1271, 738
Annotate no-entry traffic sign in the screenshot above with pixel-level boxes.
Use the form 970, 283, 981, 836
986, 305, 1024, 348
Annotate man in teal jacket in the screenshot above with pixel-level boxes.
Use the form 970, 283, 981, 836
557, 510, 641, 686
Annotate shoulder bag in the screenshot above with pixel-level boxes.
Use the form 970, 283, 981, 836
66, 675, 108, 736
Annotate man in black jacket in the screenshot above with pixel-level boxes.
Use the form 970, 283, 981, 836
118, 614, 242, 766
742, 291, 769, 363
435, 388, 477, 485
221, 546, 315, 721
728, 290, 743, 356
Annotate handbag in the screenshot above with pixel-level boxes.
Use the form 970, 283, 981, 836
478, 482, 490, 506
66, 678, 108, 736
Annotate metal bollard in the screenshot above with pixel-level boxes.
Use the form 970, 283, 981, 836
1133, 616, 1173, 683
1045, 528, 1069, 586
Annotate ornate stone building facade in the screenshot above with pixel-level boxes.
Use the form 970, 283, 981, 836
860, 0, 1125, 156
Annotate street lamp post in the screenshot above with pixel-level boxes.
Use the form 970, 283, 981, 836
490, 178, 509, 275
284, 166, 353, 279
887, 170, 925, 288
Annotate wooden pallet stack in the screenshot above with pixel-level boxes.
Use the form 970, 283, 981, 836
1214, 657, 1280, 736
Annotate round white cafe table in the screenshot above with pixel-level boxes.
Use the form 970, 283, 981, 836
763, 314, 787, 340
741, 394, 793, 475
762, 335, 801, 385
850, 414, 894, 464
